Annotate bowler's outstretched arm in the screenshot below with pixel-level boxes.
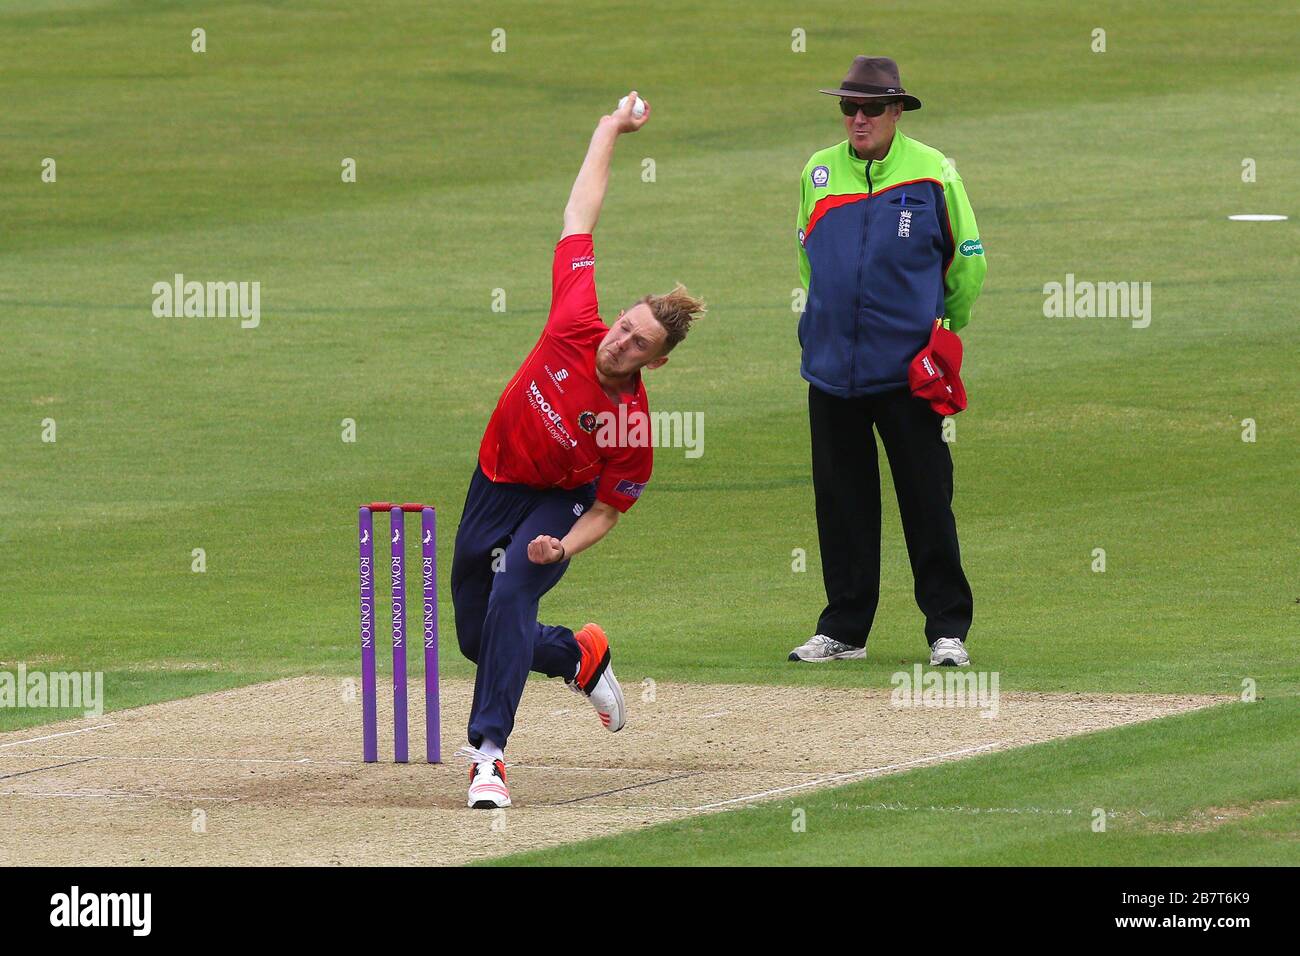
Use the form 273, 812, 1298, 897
561, 90, 651, 239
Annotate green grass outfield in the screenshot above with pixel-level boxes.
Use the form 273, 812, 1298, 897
2, 0, 1297, 864
490, 697, 1299, 867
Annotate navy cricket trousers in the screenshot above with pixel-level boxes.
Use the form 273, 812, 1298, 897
450, 466, 594, 749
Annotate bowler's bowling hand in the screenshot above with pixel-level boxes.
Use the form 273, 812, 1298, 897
609, 90, 651, 134
527, 535, 566, 565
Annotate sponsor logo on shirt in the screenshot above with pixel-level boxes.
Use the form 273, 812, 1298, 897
614, 479, 646, 500
527, 380, 577, 448
811, 165, 830, 188
959, 238, 984, 256
545, 365, 569, 392
571, 256, 595, 271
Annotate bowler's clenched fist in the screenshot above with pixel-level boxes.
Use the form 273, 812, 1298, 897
527, 535, 565, 565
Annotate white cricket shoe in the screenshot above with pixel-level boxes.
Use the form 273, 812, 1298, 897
929, 637, 970, 667
788, 634, 866, 662
456, 746, 511, 809
568, 623, 626, 732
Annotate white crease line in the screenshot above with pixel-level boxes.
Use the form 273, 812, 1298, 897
684, 742, 1007, 811
0, 754, 870, 776
0, 752, 676, 772
0, 724, 117, 749
0, 789, 238, 802
507, 763, 688, 773
0, 753, 329, 766
0, 788, 150, 799
506, 763, 814, 774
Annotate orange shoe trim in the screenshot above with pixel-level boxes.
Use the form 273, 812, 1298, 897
573, 623, 611, 693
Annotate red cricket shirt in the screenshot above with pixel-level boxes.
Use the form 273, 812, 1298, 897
477, 233, 653, 513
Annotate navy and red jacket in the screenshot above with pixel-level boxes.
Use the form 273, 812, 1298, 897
797, 131, 986, 397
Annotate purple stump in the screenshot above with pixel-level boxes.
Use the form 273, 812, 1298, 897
422, 507, 440, 763
358, 508, 377, 763
390, 506, 408, 763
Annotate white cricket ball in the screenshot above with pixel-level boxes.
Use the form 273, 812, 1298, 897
618, 95, 646, 118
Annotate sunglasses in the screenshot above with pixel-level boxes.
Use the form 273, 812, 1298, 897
839, 99, 898, 117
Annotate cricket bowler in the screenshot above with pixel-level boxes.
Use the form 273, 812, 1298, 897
450, 92, 706, 809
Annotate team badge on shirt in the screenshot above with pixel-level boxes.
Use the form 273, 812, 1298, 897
578, 410, 598, 433
811, 165, 830, 188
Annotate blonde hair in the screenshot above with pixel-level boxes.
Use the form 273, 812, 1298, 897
638, 283, 706, 354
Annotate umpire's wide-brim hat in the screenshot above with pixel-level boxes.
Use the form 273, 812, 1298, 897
819, 55, 922, 111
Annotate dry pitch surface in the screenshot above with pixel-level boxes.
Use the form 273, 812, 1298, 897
0, 676, 1222, 865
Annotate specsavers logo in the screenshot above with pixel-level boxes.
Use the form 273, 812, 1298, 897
959, 238, 984, 256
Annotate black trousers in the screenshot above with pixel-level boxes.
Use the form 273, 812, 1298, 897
809, 383, 972, 646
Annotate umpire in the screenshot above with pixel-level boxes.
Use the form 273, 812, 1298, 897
788, 56, 987, 667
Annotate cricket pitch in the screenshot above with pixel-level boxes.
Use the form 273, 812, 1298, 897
0, 676, 1224, 865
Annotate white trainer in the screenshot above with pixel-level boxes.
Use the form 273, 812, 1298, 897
788, 634, 866, 662
456, 746, 511, 809
929, 637, 970, 667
